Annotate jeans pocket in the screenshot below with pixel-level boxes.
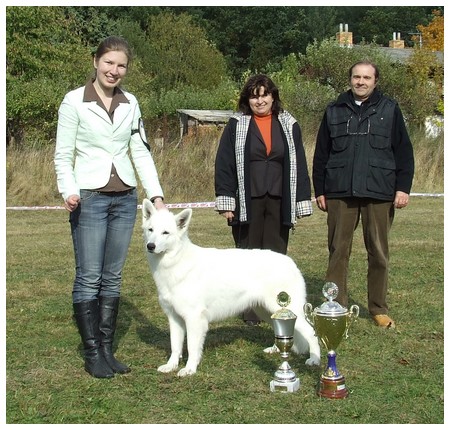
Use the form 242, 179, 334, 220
80, 189, 97, 201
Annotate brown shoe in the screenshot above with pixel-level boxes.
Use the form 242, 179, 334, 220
372, 314, 396, 329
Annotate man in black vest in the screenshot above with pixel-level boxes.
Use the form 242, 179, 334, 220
313, 61, 414, 329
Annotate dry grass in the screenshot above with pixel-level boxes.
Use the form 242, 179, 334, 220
5, 123, 444, 207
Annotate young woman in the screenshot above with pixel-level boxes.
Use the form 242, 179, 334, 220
55, 36, 165, 378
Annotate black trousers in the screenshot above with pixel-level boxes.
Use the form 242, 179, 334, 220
232, 194, 289, 255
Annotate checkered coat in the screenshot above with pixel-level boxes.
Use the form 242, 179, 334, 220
215, 111, 312, 227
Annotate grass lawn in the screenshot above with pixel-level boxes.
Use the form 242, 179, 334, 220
5, 197, 444, 424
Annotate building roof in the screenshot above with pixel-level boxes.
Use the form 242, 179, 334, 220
176, 109, 234, 123
378, 46, 443, 64
176, 109, 235, 143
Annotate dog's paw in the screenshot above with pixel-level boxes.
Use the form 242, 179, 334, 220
157, 363, 178, 373
305, 356, 321, 367
263, 344, 280, 354
177, 367, 196, 377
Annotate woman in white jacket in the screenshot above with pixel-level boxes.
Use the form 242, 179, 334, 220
54, 36, 165, 378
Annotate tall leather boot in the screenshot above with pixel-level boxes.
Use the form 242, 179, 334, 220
73, 300, 114, 378
99, 296, 131, 374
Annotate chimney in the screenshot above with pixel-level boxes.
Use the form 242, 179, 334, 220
336, 23, 353, 47
389, 32, 405, 49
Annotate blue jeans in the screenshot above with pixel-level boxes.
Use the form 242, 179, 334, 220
70, 189, 137, 303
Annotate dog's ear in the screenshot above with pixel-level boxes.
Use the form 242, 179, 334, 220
142, 198, 156, 220
175, 208, 192, 232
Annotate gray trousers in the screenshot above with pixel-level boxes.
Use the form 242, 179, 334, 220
325, 197, 395, 316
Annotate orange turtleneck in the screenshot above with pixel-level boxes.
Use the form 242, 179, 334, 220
254, 114, 272, 155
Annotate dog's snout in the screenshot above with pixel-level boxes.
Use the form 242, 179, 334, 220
147, 242, 156, 253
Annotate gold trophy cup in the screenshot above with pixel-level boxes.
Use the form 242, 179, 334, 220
270, 292, 300, 393
304, 282, 359, 398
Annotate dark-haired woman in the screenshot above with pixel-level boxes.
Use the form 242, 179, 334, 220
55, 36, 165, 378
215, 74, 312, 324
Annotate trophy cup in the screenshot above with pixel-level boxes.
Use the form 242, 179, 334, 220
304, 282, 359, 399
269, 291, 300, 393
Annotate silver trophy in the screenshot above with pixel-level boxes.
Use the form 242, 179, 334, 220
270, 291, 300, 393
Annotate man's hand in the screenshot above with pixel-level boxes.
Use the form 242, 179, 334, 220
394, 191, 410, 209
316, 195, 327, 212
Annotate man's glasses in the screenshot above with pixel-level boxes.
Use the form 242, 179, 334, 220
347, 117, 370, 135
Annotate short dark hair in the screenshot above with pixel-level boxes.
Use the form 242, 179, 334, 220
238, 74, 283, 115
348, 61, 379, 82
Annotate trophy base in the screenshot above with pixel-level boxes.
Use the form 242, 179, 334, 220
270, 378, 300, 393
317, 375, 348, 399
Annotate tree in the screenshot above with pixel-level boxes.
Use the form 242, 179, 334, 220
404, 47, 443, 123
143, 12, 228, 91
5, 6, 442, 146
117, 12, 235, 118
303, 7, 339, 45
62, 6, 119, 50
417, 9, 444, 51
334, 6, 434, 47
6, 6, 91, 146
165, 6, 309, 78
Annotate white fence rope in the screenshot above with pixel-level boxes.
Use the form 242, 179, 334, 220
4, 193, 444, 211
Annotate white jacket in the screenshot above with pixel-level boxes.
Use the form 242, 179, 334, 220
54, 85, 163, 201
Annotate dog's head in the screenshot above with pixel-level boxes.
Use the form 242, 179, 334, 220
142, 198, 192, 255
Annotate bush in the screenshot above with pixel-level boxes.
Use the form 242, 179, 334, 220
273, 54, 338, 137
6, 7, 92, 147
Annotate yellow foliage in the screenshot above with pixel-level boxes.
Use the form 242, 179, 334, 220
416, 10, 444, 52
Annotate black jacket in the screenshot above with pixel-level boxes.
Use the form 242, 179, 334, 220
215, 112, 312, 226
313, 89, 414, 201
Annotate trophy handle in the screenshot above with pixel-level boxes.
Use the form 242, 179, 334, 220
344, 304, 359, 338
349, 304, 359, 320
303, 303, 314, 327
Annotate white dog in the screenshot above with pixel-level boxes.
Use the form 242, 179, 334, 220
142, 199, 320, 377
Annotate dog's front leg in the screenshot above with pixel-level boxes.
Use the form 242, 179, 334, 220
293, 318, 321, 367
177, 315, 208, 377
158, 313, 186, 373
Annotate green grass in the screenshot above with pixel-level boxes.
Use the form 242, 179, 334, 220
6, 197, 444, 424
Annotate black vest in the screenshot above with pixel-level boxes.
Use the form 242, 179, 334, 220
325, 96, 397, 201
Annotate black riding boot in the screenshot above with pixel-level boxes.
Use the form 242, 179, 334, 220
99, 296, 131, 374
73, 300, 114, 379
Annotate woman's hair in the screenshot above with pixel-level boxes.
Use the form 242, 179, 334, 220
348, 61, 380, 82
94, 36, 133, 65
238, 74, 283, 115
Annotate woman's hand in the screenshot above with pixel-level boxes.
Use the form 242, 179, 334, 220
220, 211, 234, 222
152, 197, 166, 210
64, 195, 80, 212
